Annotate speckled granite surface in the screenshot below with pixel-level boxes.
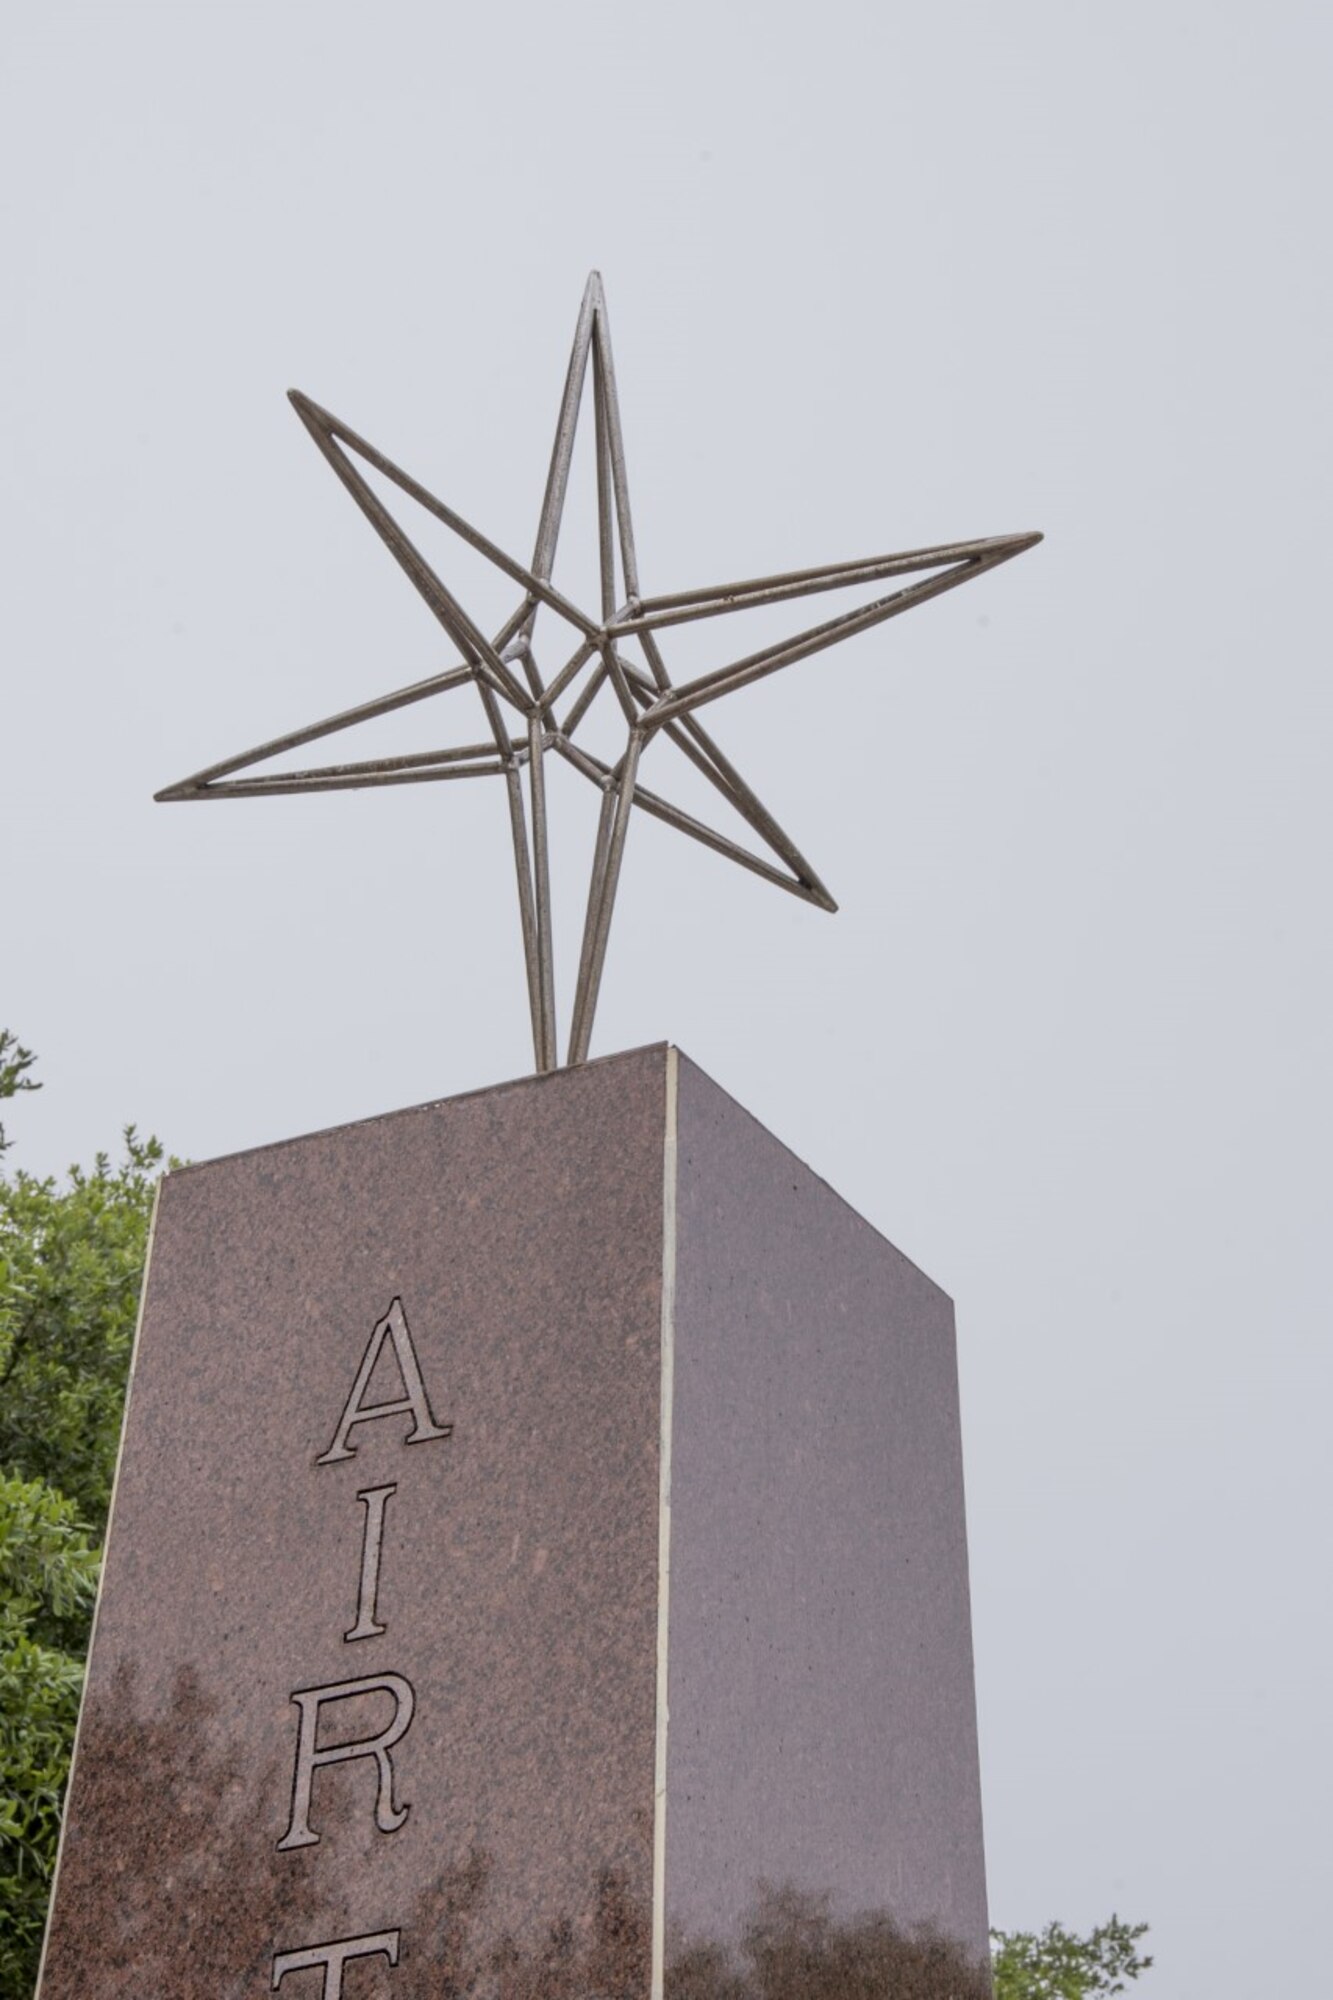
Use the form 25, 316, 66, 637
664, 1055, 988, 1963
39, 1046, 988, 2000
40, 1049, 668, 2000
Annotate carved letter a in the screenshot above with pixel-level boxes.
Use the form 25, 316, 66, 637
317, 1298, 452, 1465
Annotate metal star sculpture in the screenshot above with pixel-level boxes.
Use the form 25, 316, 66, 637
157, 273, 1041, 1072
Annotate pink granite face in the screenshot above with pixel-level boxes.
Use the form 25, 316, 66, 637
40, 1051, 670, 2000
663, 1056, 989, 1970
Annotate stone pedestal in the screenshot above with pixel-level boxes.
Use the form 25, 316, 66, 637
38, 1046, 988, 1999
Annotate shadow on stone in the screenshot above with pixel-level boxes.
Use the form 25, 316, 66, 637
43, 1673, 987, 2000
39, 1663, 320, 2000
398, 1865, 986, 2000
397, 1851, 649, 2000
667, 1885, 991, 2000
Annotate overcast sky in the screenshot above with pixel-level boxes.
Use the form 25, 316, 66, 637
3, 4, 1330, 1993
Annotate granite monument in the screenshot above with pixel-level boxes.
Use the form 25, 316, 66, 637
40, 1049, 987, 1997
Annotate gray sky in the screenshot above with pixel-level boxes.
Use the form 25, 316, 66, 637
3, 3, 1329, 1992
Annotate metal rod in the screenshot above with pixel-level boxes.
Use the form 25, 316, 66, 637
607, 651, 832, 902
176, 762, 512, 800
626, 531, 1041, 619
541, 635, 599, 716
530, 274, 598, 585
602, 645, 640, 728
472, 661, 519, 763
643, 546, 1026, 730
201, 739, 520, 786
567, 782, 617, 1062
659, 710, 835, 909
553, 734, 827, 901
505, 633, 546, 707
475, 666, 545, 1070
567, 730, 642, 1065
560, 658, 609, 737
288, 395, 533, 711
634, 622, 674, 695
296, 400, 600, 656
155, 665, 477, 797
495, 597, 538, 659
504, 764, 544, 1072
589, 282, 642, 600
593, 331, 618, 624
527, 714, 557, 1070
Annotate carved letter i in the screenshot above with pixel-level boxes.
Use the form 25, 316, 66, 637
346, 1484, 396, 1643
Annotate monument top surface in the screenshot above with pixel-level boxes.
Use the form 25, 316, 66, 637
154, 1044, 941, 1292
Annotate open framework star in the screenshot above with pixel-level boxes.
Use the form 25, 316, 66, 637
157, 273, 1041, 1072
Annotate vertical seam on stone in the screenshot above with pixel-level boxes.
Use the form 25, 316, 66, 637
651, 1046, 678, 2000
33, 1171, 164, 1999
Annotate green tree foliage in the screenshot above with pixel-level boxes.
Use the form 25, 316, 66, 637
0, 1035, 162, 1999
991, 1917, 1152, 1999
0, 1477, 99, 1996
0, 1114, 161, 1540
0, 1035, 39, 1162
